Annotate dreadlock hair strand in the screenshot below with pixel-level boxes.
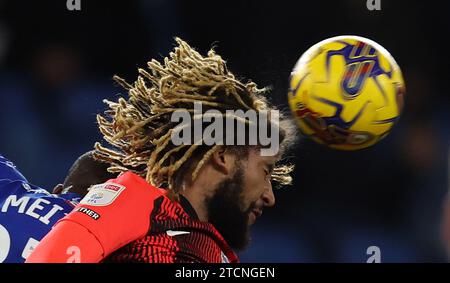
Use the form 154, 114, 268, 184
95, 37, 296, 199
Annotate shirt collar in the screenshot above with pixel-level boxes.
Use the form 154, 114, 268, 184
179, 194, 199, 220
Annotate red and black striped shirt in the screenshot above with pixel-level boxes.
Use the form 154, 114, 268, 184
104, 173, 239, 263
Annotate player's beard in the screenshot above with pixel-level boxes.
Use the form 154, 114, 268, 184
205, 165, 256, 251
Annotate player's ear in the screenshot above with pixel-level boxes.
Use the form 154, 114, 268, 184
210, 146, 236, 176
52, 184, 64, 194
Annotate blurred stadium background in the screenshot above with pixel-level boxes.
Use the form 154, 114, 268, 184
0, 0, 448, 262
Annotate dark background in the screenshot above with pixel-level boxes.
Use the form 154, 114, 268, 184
0, 0, 448, 262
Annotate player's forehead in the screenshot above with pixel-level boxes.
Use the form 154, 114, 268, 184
247, 148, 280, 165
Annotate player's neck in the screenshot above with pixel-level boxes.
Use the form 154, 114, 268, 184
179, 165, 224, 223
180, 190, 208, 222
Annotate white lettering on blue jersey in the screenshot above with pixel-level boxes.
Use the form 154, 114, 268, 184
0, 155, 80, 262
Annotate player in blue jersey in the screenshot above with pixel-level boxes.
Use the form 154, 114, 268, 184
0, 152, 115, 263
0, 155, 27, 183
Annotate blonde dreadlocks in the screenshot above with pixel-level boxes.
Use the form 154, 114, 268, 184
94, 38, 295, 196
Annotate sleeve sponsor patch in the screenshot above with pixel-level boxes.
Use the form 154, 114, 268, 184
75, 207, 101, 220
79, 182, 125, 207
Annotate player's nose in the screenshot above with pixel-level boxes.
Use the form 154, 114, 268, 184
262, 183, 275, 207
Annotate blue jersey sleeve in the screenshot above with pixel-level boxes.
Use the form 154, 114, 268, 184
0, 155, 27, 183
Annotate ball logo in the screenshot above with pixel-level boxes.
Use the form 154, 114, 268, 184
342, 60, 375, 98
326, 41, 391, 100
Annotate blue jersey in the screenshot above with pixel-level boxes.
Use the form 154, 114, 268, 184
0, 155, 81, 263
0, 155, 27, 183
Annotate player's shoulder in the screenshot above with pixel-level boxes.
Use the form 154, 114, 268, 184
109, 171, 164, 198
78, 171, 163, 208
0, 154, 27, 183
0, 179, 79, 206
0, 179, 40, 199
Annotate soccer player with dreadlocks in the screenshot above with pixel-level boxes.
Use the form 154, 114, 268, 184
27, 38, 296, 263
